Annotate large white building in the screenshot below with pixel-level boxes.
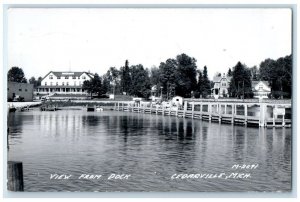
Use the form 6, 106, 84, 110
36, 71, 94, 95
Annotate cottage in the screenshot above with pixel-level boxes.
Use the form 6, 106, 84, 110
172, 96, 183, 107
252, 81, 271, 99
211, 73, 232, 99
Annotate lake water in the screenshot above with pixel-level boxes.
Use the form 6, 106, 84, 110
7, 109, 292, 192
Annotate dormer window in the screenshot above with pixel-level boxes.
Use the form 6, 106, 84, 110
49, 75, 53, 79
82, 76, 86, 79
57, 76, 61, 79
65, 76, 69, 79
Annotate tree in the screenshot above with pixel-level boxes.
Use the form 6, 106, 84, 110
82, 73, 103, 97
259, 55, 292, 98
150, 66, 160, 87
195, 70, 203, 98
227, 68, 233, 77
28, 76, 42, 87
120, 60, 131, 94
128, 64, 151, 98
174, 53, 198, 97
8, 67, 27, 83
214, 72, 222, 77
37, 77, 43, 86
250, 66, 259, 81
29, 77, 37, 87
106, 67, 120, 94
228, 62, 253, 98
202, 66, 211, 98
159, 59, 177, 100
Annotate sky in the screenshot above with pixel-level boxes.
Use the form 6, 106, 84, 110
7, 8, 292, 80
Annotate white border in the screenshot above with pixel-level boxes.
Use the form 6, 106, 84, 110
1, 0, 299, 201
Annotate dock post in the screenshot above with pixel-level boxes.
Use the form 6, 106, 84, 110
7, 161, 24, 191
200, 103, 203, 120
231, 104, 235, 124
282, 107, 285, 127
259, 103, 266, 127
192, 101, 195, 118
183, 101, 187, 117
208, 103, 212, 121
218, 103, 221, 123
244, 104, 248, 126
273, 105, 276, 127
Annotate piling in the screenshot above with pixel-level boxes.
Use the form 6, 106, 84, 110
7, 161, 24, 191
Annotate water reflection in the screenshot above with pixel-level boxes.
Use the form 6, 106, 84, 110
8, 110, 291, 192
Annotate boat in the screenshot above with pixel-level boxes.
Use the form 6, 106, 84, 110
9, 107, 17, 112
95, 107, 103, 111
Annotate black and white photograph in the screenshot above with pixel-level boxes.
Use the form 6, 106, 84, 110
5, 5, 294, 194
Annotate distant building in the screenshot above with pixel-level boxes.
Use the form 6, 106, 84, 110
172, 96, 183, 107
8, 82, 34, 101
211, 73, 232, 99
252, 81, 271, 99
35, 71, 94, 96
150, 85, 162, 102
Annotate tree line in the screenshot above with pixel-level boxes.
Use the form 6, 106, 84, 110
227, 54, 292, 99
7, 53, 292, 99
99, 54, 212, 99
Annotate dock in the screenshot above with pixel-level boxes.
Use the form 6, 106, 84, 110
114, 100, 291, 128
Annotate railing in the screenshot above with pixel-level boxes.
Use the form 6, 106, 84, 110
114, 101, 292, 128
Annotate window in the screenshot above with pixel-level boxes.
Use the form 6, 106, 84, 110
259, 85, 263, 90
72, 76, 76, 79
65, 76, 69, 79
67, 82, 69, 86
56, 82, 58, 86
19, 89, 22, 91
50, 82, 53, 86
62, 82, 64, 86
49, 75, 53, 79
7, 88, 9, 91
45, 82, 47, 86
74, 81, 76, 86
82, 76, 86, 79
57, 76, 61, 79
25, 89, 28, 92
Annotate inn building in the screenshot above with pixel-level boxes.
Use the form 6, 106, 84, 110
35, 71, 94, 95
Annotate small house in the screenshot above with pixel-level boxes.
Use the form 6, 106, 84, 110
171, 96, 183, 107
211, 73, 232, 99
252, 81, 271, 99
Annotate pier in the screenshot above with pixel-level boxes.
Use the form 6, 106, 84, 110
114, 100, 291, 128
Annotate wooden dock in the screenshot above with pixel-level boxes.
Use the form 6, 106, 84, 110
114, 100, 291, 128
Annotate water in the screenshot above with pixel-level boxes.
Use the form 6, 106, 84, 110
8, 109, 292, 192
